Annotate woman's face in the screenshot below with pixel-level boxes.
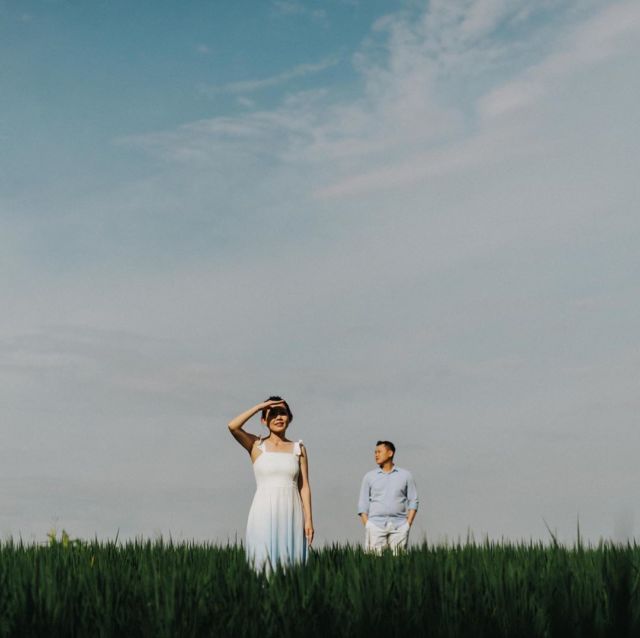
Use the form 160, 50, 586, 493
263, 406, 290, 434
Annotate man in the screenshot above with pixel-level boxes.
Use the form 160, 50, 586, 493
357, 440, 419, 553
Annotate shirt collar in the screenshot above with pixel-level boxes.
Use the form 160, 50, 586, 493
376, 465, 398, 474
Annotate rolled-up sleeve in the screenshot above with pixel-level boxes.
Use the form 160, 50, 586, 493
357, 474, 370, 515
406, 472, 419, 510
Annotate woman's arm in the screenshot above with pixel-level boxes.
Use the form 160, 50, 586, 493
298, 445, 314, 546
227, 400, 283, 454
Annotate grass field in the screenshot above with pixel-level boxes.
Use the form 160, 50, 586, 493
0, 537, 638, 637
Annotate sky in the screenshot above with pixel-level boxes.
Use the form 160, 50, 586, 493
1, 0, 639, 546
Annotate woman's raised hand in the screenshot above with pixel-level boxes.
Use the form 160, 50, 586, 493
229, 400, 284, 453
258, 399, 287, 418
258, 399, 286, 410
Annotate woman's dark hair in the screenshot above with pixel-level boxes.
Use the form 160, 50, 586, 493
261, 396, 293, 422
376, 440, 395, 454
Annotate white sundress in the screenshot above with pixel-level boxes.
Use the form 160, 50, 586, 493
245, 438, 307, 572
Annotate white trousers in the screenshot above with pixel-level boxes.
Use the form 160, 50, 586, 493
365, 520, 410, 554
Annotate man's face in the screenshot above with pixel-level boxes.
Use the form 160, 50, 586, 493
374, 444, 394, 466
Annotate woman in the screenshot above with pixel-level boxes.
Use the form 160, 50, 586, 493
228, 396, 313, 571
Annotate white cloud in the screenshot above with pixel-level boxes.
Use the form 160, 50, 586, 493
236, 96, 255, 108
272, 0, 327, 22
461, 0, 514, 36
199, 57, 338, 96
479, 0, 640, 119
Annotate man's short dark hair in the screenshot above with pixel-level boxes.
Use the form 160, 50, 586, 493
376, 440, 395, 454
261, 396, 293, 422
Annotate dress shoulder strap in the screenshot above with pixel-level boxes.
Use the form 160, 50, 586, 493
256, 436, 266, 452
293, 440, 303, 456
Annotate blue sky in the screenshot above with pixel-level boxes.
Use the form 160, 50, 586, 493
2, 1, 378, 193
1, 0, 639, 544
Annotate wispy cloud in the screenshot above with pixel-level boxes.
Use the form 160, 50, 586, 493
236, 96, 255, 108
110, 0, 640, 218
322, 0, 640, 196
479, 0, 640, 119
272, 0, 327, 22
199, 57, 338, 96
120, 0, 640, 206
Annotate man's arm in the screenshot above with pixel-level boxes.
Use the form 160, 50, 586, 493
406, 471, 419, 526
357, 474, 370, 526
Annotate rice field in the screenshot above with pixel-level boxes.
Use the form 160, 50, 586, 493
0, 537, 638, 637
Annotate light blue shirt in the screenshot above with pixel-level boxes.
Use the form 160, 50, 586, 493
357, 466, 419, 529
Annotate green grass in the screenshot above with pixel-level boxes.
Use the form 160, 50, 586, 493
0, 538, 639, 637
